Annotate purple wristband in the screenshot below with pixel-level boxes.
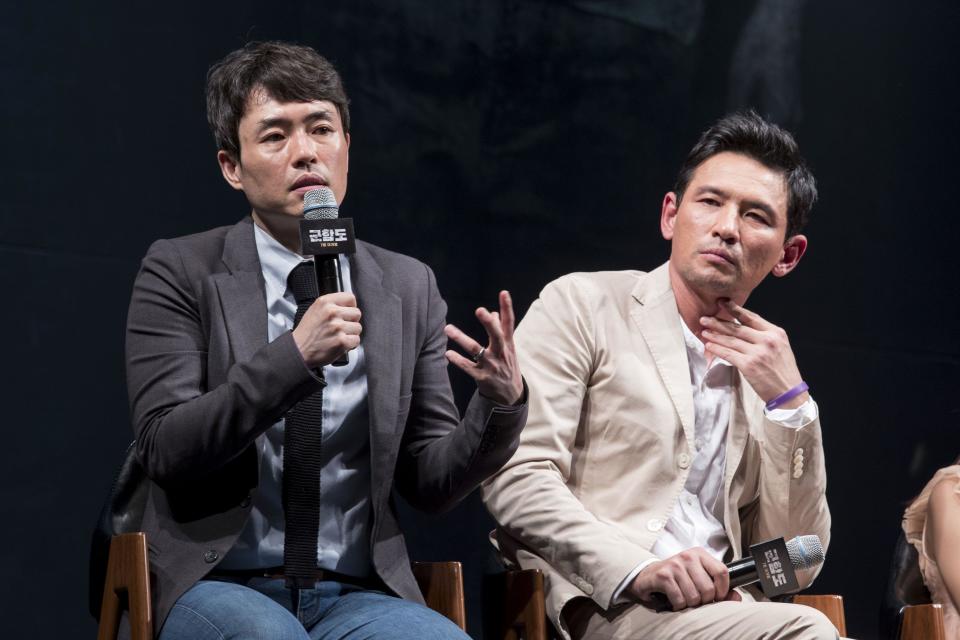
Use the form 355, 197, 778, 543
765, 381, 809, 410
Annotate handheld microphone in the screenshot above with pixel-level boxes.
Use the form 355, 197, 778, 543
299, 187, 357, 367
726, 535, 824, 589
647, 535, 824, 612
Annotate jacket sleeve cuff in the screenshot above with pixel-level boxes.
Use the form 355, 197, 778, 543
273, 330, 327, 392
763, 397, 818, 429
611, 557, 659, 605
478, 377, 530, 413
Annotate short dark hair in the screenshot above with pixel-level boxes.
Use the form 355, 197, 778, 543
673, 111, 817, 238
205, 41, 350, 159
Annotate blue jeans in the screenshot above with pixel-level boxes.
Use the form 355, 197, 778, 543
158, 578, 471, 640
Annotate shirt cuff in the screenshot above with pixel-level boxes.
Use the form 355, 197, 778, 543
612, 558, 659, 605
764, 397, 817, 429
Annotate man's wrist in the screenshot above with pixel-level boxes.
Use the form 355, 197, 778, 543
765, 381, 809, 410
480, 377, 529, 407
771, 390, 809, 410
613, 558, 658, 604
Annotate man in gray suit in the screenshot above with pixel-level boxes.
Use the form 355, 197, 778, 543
125, 41, 526, 639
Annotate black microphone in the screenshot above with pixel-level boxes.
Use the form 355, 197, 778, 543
299, 187, 356, 367
647, 535, 824, 612
727, 534, 823, 589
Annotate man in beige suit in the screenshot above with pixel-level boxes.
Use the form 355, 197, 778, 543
482, 112, 835, 639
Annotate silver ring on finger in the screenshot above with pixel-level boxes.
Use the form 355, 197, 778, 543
471, 346, 486, 365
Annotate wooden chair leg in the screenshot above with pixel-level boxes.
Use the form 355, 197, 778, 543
411, 561, 467, 630
899, 603, 946, 640
97, 533, 153, 640
500, 569, 548, 640
792, 594, 847, 637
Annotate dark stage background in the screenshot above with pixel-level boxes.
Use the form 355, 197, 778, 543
2, 1, 958, 637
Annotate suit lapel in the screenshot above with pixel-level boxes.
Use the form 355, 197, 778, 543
213, 228, 404, 504
350, 243, 403, 501
720, 372, 755, 557
215, 218, 268, 365
724, 372, 752, 490
630, 264, 695, 444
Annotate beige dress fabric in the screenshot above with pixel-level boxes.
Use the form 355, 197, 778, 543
902, 465, 960, 639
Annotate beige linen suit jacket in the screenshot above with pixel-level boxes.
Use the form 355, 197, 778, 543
482, 264, 830, 639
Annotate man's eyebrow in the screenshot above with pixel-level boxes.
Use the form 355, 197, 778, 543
303, 109, 334, 124
254, 110, 334, 133
694, 185, 778, 220
255, 117, 290, 133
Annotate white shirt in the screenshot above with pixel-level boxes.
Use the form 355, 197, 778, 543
218, 224, 373, 576
613, 318, 817, 601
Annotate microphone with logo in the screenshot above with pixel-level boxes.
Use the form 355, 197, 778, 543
647, 535, 825, 612
298, 186, 357, 367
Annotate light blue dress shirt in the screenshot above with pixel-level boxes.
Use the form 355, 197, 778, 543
218, 223, 373, 577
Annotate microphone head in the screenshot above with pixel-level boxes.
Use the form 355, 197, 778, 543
786, 535, 825, 571
303, 187, 339, 220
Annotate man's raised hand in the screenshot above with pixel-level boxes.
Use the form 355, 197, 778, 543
445, 290, 524, 406
700, 299, 808, 409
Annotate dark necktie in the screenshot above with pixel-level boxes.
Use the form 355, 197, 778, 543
283, 261, 323, 596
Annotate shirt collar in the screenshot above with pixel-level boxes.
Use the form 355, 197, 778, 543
680, 318, 733, 372
253, 222, 307, 303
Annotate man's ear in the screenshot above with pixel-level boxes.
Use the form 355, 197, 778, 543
772, 234, 808, 277
660, 192, 679, 240
217, 150, 244, 192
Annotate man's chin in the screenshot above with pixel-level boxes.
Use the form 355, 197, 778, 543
670, 260, 746, 298
686, 270, 740, 296
254, 208, 304, 222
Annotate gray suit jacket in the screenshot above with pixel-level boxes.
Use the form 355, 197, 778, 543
124, 216, 527, 633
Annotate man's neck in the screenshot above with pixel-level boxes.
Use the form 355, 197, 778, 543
252, 211, 302, 255
667, 262, 743, 344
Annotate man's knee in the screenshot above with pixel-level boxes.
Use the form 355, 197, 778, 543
328, 592, 469, 640
380, 606, 468, 640
162, 603, 307, 640
778, 604, 839, 640
160, 580, 307, 640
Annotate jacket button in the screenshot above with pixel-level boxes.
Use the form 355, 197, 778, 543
240, 494, 252, 508
647, 518, 664, 532
677, 453, 691, 469
203, 550, 220, 563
